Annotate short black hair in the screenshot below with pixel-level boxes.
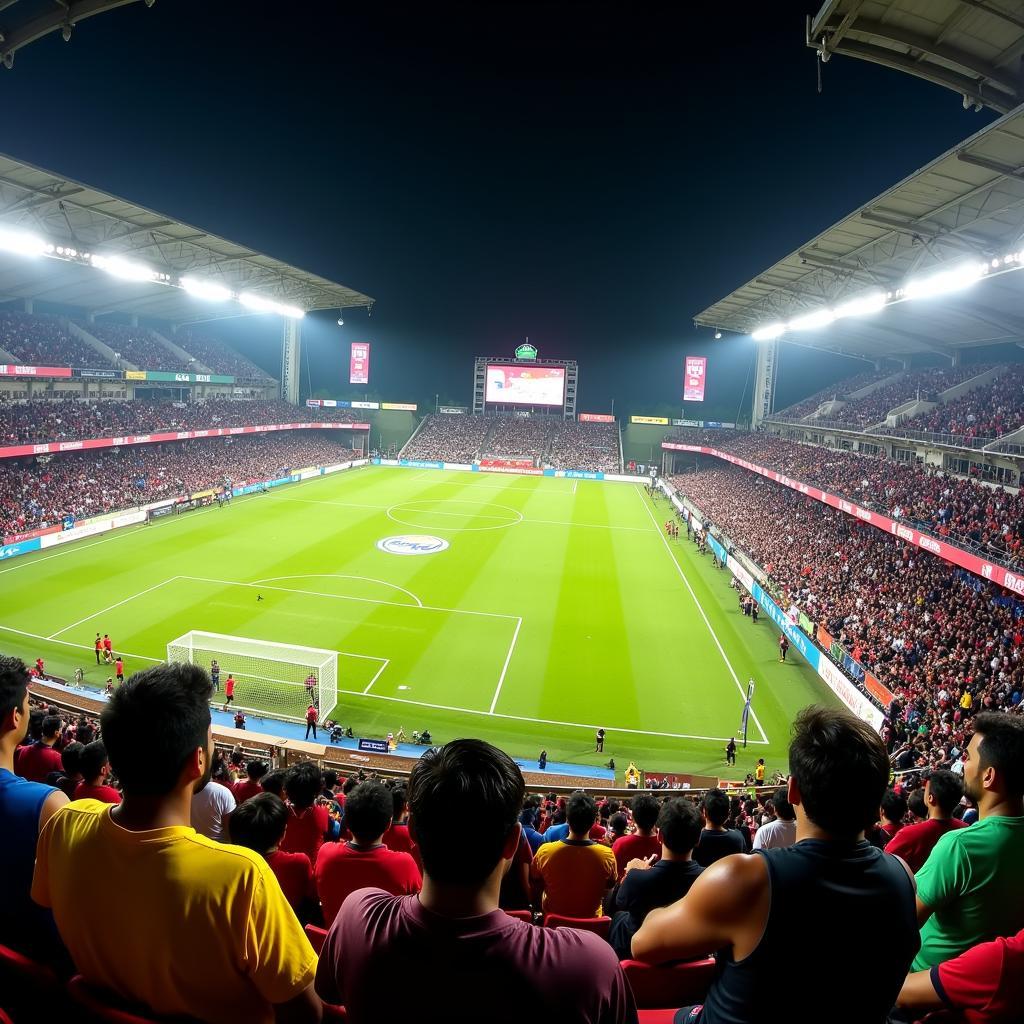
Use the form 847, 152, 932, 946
392, 786, 408, 819
973, 712, 1024, 795
907, 788, 927, 819
322, 770, 338, 790
285, 761, 322, 810
925, 770, 963, 815
246, 760, 268, 781
0, 655, 30, 720
771, 787, 795, 821
880, 789, 908, 825
42, 715, 61, 739
100, 663, 212, 798
60, 741, 85, 777
260, 769, 286, 797
408, 738, 524, 885
789, 705, 890, 839
345, 781, 394, 843
702, 788, 730, 827
630, 794, 661, 832
608, 811, 629, 836
79, 740, 110, 784
657, 798, 702, 854
566, 792, 597, 834
229, 792, 288, 853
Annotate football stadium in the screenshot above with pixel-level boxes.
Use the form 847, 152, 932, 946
3, 3, 1024, 1023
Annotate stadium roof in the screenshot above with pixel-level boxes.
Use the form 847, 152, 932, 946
0, 153, 375, 323
808, 0, 1024, 114
693, 104, 1024, 360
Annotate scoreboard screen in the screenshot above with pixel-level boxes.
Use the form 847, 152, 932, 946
485, 364, 565, 406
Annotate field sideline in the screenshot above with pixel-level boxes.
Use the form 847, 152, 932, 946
0, 466, 836, 775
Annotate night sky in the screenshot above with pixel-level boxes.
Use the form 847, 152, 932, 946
0, 2, 997, 418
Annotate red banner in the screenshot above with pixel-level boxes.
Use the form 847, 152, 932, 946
2, 524, 62, 545
350, 342, 370, 385
479, 457, 535, 469
684, 356, 707, 402
0, 422, 371, 461
0, 365, 73, 378
662, 441, 1024, 598
579, 413, 615, 423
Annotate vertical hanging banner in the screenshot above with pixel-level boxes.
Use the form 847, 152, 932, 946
350, 342, 371, 385
684, 356, 707, 402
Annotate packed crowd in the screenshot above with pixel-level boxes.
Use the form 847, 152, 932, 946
671, 462, 1024, 762
172, 328, 274, 379
0, 397, 362, 447
485, 416, 553, 461
548, 420, 620, 472
671, 431, 1024, 568
3, 658, 1023, 1024
0, 432, 359, 535
77, 322, 190, 372
401, 413, 492, 463
0, 310, 117, 369
772, 367, 898, 420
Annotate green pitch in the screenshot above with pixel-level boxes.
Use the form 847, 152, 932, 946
0, 466, 837, 775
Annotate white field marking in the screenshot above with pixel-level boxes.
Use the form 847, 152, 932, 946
362, 658, 390, 694
336, 687, 767, 745
47, 576, 182, 639
0, 624, 162, 664
397, 476, 575, 495
387, 500, 523, 532
634, 486, 769, 744
573, 480, 578, 496
520, 518, 651, 532
176, 575, 521, 621
250, 574, 424, 608
488, 615, 523, 714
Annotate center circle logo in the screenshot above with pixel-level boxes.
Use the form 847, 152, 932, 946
376, 534, 450, 556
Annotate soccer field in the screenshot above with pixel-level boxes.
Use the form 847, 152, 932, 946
0, 466, 836, 775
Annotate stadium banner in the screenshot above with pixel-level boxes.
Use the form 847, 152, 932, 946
358, 738, 390, 754
631, 415, 669, 425
398, 458, 444, 470
125, 371, 147, 380
307, 399, 334, 407
127, 371, 235, 384
350, 342, 370, 385
149, 504, 175, 520
603, 473, 651, 483
864, 671, 896, 708
550, 469, 604, 480
295, 466, 323, 480
480, 457, 534, 469
579, 413, 615, 423
0, 364, 73, 378
77, 368, 122, 379
382, 402, 417, 411
0, 536, 42, 561
350, 400, 379, 409
439, 406, 467, 414
798, 611, 815, 634
673, 419, 701, 427
661, 444, 1024, 600
3, 524, 61, 545
473, 464, 544, 475
39, 518, 113, 549
231, 475, 295, 497
683, 356, 707, 402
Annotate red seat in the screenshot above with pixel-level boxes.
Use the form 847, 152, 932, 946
621, 958, 715, 1010
637, 1011, 683, 1024
542, 913, 612, 939
503, 910, 534, 923
0, 943, 63, 1020
1, 1010, 14, 1024
67, 975, 199, 1023
305, 923, 329, 955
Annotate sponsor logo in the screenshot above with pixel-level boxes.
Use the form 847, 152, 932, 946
1004, 571, 1024, 596
798, 483, 809, 494
919, 536, 941, 554
894, 524, 914, 542
855, 507, 872, 523
982, 563, 994, 579
0, 545, 23, 559
58, 441, 83, 451
358, 738, 391, 754
376, 535, 450, 556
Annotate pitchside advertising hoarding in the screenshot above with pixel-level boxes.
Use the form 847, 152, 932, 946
485, 364, 565, 406
0, 364, 73, 378
684, 356, 707, 402
579, 413, 615, 423
350, 342, 370, 385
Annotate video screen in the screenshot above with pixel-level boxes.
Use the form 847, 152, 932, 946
485, 365, 565, 406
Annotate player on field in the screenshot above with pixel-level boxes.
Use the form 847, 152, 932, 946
778, 634, 790, 663
225, 674, 236, 705
305, 704, 318, 741
210, 660, 220, 693
95, 633, 103, 665
115, 657, 124, 685
304, 672, 317, 702
595, 728, 605, 753
103, 634, 113, 664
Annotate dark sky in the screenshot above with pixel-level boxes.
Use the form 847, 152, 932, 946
1, 2, 997, 417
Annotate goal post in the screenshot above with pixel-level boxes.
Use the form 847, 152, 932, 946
166, 630, 338, 723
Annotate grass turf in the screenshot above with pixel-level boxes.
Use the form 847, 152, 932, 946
0, 465, 837, 776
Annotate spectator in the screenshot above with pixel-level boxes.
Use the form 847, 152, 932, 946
314, 738, 637, 1023
14, 714, 64, 783
191, 773, 237, 843
694, 788, 747, 866
232, 759, 268, 804
869, 789, 908, 849
72, 741, 122, 805
229, 792, 317, 922
531, 791, 617, 918
280, 761, 331, 862
632, 706, 920, 1024
612, 794, 662, 878
609, 797, 704, 959
0, 656, 68, 960
913, 713, 1024, 971
382, 785, 415, 854
884, 771, 966, 872
54, 740, 85, 798
31, 663, 320, 1024
752, 787, 797, 850
315, 781, 421, 925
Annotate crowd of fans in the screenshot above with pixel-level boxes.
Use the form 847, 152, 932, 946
485, 416, 554, 461
172, 328, 274, 380
76, 322, 190, 372
549, 420, 620, 472
0, 397, 362, 447
0, 310, 117, 370
772, 367, 898, 420
402, 413, 492, 463
0, 432, 359, 535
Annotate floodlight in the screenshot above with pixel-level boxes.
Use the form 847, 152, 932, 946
904, 262, 984, 301
834, 292, 886, 319
91, 254, 158, 282
788, 308, 835, 331
239, 292, 304, 318
0, 228, 47, 257
751, 323, 785, 341
181, 277, 231, 302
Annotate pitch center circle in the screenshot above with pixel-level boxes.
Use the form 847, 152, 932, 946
386, 498, 523, 532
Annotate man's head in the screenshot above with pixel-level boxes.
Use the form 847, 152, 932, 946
658, 798, 702, 856
61, 741, 85, 779
80, 740, 111, 785
408, 738, 524, 887
0, 655, 31, 750
392, 786, 408, 823
924, 770, 963, 817
963, 712, 1024, 808
246, 759, 268, 783
344, 781, 394, 844
702, 788, 730, 828
41, 715, 61, 742
787, 705, 890, 840
260, 769, 286, 797
229, 792, 288, 854
630, 794, 660, 834
880, 789, 908, 828
100, 663, 213, 799
608, 811, 628, 837
770, 786, 795, 822
284, 761, 322, 811
566, 792, 597, 836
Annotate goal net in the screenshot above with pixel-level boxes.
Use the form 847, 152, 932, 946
166, 630, 338, 723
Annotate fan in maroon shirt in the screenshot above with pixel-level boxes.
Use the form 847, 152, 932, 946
231, 759, 269, 805
885, 770, 967, 873
315, 781, 421, 925
72, 740, 121, 805
279, 761, 330, 861
382, 786, 415, 854
613, 794, 662, 879
14, 715, 64, 783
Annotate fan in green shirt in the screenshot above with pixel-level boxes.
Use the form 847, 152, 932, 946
913, 713, 1024, 971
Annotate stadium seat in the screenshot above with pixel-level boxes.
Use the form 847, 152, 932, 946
305, 923, 329, 955
66, 975, 195, 1024
621, 958, 715, 1010
542, 913, 612, 939
637, 1010, 685, 1024
503, 909, 534, 923
1, 1009, 13, 1024
0, 943, 63, 1019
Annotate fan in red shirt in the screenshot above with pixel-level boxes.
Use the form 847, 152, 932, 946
382, 786, 415, 855
114, 657, 124, 684
612, 794, 662, 879
232, 760, 268, 805
279, 761, 330, 862
34, 658, 44, 679
102, 634, 113, 663
885, 770, 967, 873
14, 715, 64, 783
72, 740, 121, 805
315, 780, 421, 925
229, 792, 317, 921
